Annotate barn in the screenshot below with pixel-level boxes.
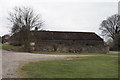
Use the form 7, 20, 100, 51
8, 31, 108, 53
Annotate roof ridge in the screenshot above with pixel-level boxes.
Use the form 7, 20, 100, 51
31, 30, 95, 34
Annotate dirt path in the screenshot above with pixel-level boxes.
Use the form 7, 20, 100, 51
109, 51, 120, 54
2, 50, 100, 78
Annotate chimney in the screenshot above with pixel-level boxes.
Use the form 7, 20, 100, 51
35, 27, 38, 31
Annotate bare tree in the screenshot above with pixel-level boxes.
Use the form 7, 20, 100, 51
99, 14, 120, 39
8, 6, 44, 52
99, 14, 120, 50
8, 6, 44, 33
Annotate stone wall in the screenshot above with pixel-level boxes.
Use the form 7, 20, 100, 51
34, 40, 107, 54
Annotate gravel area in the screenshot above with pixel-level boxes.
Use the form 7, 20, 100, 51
2, 50, 100, 78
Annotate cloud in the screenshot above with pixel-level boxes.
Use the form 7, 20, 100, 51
0, 0, 118, 38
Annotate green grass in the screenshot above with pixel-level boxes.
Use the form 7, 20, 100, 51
110, 50, 120, 52
0, 44, 1, 49
20, 56, 118, 78
33, 51, 104, 55
0, 44, 22, 51
33, 51, 119, 56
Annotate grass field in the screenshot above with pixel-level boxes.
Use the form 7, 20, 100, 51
33, 51, 104, 55
0, 44, 22, 51
33, 51, 119, 56
20, 56, 118, 78
0, 44, 1, 49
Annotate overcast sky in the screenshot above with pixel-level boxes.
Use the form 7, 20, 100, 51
0, 0, 119, 40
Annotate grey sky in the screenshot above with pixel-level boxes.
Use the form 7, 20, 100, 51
0, 0, 118, 40
118, 1, 120, 15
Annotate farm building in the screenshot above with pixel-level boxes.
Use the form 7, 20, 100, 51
8, 30, 108, 53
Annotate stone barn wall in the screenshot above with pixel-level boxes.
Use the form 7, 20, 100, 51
8, 31, 108, 54
35, 40, 107, 54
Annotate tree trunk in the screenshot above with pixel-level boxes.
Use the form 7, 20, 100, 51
20, 27, 31, 52
112, 34, 120, 51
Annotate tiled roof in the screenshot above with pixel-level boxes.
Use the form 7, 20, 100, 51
31, 31, 103, 41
